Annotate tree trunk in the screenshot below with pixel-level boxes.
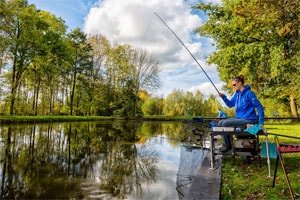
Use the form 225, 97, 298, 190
10, 87, 16, 115
77, 91, 80, 112
48, 85, 54, 115
51, 90, 55, 114
9, 21, 21, 115
70, 71, 77, 115
290, 94, 299, 118
32, 81, 36, 112
9, 47, 19, 115
34, 79, 40, 115
89, 96, 93, 116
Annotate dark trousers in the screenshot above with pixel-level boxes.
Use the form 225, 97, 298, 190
218, 118, 252, 147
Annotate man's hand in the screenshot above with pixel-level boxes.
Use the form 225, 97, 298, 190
259, 124, 264, 129
219, 93, 225, 98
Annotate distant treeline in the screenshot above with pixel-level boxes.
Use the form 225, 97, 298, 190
0, 0, 223, 117
1, 0, 299, 118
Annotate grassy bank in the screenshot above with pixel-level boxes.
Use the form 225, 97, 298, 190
1, 115, 298, 124
0, 115, 191, 124
222, 156, 300, 199
222, 123, 300, 199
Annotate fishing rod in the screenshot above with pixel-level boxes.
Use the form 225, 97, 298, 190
154, 12, 220, 94
267, 132, 300, 140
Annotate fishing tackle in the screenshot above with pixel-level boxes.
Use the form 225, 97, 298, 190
154, 12, 220, 94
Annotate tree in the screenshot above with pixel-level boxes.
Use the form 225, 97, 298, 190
1, 1, 161, 116
163, 90, 184, 116
100, 44, 160, 117
87, 35, 110, 115
163, 90, 207, 116
1, 0, 45, 114
0, 0, 11, 71
194, 0, 300, 117
25, 10, 67, 115
127, 48, 160, 116
141, 97, 163, 116
203, 95, 222, 117
0, 0, 70, 115
67, 28, 93, 115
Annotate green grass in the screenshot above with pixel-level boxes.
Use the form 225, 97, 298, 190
222, 156, 300, 200
222, 122, 300, 199
0, 115, 193, 124
265, 122, 300, 143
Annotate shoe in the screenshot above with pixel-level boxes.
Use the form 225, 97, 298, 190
219, 145, 232, 153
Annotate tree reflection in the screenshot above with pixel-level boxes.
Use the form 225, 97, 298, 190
91, 121, 159, 199
0, 121, 162, 199
137, 122, 191, 147
1, 127, 13, 199
99, 141, 159, 199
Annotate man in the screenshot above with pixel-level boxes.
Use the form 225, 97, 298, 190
218, 75, 264, 152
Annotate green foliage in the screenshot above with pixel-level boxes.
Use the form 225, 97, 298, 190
261, 98, 291, 117
203, 95, 222, 117
0, 1, 161, 117
6, 0, 296, 118
162, 89, 218, 117
142, 98, 163, 116
195, 0, 300, 117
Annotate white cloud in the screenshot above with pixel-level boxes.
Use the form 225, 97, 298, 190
84, 0, 202, 56
185, 0, 221, 5
189, 82, 225, 97
84, 0, 223, 96
204, 0, 222, 4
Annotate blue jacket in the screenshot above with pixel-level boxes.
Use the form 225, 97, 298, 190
217, 110, 227, 118
221, 85, 264, 125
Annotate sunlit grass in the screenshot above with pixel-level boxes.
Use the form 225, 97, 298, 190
222, 122, 300, 199
265, 122, 300, 143
0, 115, 192, 124
222, 156, 300, 200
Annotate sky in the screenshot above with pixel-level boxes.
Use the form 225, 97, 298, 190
28, 0, 225, 98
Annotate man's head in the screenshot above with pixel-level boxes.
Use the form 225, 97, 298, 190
232, 75, 245, 91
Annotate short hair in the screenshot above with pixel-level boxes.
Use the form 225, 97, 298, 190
233, 75, 245, 84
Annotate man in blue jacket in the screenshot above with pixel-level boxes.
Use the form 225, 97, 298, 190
218, 75, 264, 152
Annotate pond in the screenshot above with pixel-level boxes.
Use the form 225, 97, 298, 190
0, 121, 209, 199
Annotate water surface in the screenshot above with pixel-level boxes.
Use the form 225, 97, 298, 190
0, 121, 208, 199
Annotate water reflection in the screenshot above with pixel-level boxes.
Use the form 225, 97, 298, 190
0, 121, 208, 199
176, 145, 208, 199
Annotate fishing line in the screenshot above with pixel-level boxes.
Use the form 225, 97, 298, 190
153, 135, 186, 142
267, 132, 300, 140
152, 136, 210, 151
153, 12, 220, 94
142, 13, 154, 45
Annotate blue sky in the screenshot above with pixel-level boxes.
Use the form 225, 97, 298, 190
28, 0, 224, 98
28, 0, 98, 29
